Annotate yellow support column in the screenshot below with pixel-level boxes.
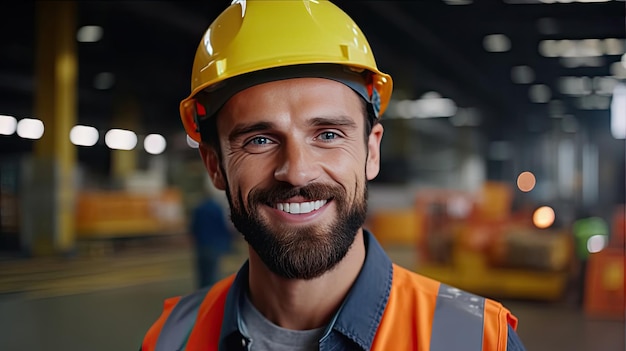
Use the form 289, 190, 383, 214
111, 98, 141, 185
26, 1, 77, 255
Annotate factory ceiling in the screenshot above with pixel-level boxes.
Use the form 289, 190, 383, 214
1, 0, 625, 155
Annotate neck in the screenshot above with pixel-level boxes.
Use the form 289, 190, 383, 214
247, 230, 366, 330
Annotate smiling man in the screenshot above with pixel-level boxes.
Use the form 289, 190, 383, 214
140, 1, 526, 350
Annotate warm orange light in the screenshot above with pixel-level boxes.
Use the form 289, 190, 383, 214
533, 206, 555, 229
517, 171, 536, 192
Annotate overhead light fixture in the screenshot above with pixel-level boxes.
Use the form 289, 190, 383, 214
0, 115, 17, 135
611, 83, 626, 139
483, 34, 511, 53
16, 118, 44, 140
604, 38, 625, 56
529, 84, 551, 103
143, 134, 167, 155
610, 62, 626, 79
558, 76, 592, 95
76, 25, 103, 43
69, 125, 99, 146
105, 129, 137, 150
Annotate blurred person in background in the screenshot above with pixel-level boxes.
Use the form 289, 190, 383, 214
141, 1, 526, 350
189, 178, 234, 289
571, 212, 609, 306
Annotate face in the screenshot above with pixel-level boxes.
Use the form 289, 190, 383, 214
200, 78, 383, 280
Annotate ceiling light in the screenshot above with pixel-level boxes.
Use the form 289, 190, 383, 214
529, 84, 551, 103
594, 77, 618, 96
105, 129, 137, 150
538, 40, 559, 57
0, 115, 17, 135
604, 38, 625, 55
559, 56, 604, 68
611, 83, 626, 139
483, 34, 511, 52
76, 25, 103, 43
143, 134, 167, 155
610, 61, 626, 79
16, 118, 44, 140
577, 94, 610, 110
559, 76, 592, 95
69, 125, 99, 146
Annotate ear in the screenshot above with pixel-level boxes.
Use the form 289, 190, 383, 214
365, 123, 384, 181
198, 144, 226, 190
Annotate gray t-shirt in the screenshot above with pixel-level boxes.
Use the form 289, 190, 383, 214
241, 294, 326, 351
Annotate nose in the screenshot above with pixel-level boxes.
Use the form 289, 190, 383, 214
273, 141, 321, 186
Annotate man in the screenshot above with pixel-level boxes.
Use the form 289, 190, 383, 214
189, 181, 233, 288
141, 1, 526, 350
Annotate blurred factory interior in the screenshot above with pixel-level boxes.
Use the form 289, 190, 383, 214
0, 0, 625, 350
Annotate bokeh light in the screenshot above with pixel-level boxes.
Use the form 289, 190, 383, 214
143, 134, 167, 155
105, 129, 137, 150
587, 234, 607, 253
517, 171, 536, 192
533, 206, 555, 228
16, 118, 44, 140
0, 115, 17, 135
69, 125, 99, 146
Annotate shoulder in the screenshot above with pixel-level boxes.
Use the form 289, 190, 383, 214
141, 276, 236, 350
388, 265, 522, 350
390, 263, 442, 295
389, 264, 518, 326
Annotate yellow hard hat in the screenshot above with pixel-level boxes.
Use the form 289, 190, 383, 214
180, 0, 393, 143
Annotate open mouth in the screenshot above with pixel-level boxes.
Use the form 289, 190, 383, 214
274, 199, 329, 214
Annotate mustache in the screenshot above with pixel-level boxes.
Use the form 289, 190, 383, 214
247, 182, 345, 206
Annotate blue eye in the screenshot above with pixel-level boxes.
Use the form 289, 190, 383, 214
318, 131, 338, 140
249, 137, 272, 145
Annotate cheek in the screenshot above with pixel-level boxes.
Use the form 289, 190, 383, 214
224, 155, 272, 200
322, 150, 368, 189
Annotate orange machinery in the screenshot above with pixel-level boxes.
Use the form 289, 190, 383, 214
369, 181, 574, 301
583, 204, 625, 320
74, 188, 186, 239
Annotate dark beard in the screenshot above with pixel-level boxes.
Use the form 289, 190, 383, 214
225, 181, 368, 280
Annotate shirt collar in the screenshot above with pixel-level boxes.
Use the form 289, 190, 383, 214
328, 229, 393, 349
219, 229, 393, 350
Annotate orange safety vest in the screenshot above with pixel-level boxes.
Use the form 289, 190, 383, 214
142, 264, 517, 351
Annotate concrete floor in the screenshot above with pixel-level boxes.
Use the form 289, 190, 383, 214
0, 237, 623, 351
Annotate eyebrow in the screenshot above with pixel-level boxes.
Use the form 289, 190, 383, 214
227, 115, 359, 142
228, 121, 275, 142
309, 116, 358, 129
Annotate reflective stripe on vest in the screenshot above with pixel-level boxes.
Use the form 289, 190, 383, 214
155, 289, 207, 351
431, 283, 485, 351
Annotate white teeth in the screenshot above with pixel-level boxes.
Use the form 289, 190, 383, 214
275, 200, 327, 214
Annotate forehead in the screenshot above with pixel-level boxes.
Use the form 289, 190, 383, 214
218, 77, 365, 126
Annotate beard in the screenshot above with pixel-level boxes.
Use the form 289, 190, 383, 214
225, 180, 368, 280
